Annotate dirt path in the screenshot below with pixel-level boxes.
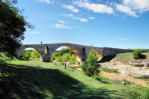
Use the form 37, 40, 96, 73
101, 71, 149, 87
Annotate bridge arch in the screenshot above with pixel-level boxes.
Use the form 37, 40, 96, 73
88, 48, 103, 61
53, 44, 82, 63
18, 47, 43, 62
44, 46, 49, 54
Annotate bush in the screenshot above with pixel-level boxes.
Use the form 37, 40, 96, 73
133, 51, 145, 59
81, 50, 100, 76
143, 87, 149, 99
0, 52, 11, 63
51, 48, 76, 65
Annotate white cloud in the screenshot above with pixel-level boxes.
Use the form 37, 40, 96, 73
123, 0, 149, 12
116, 4, 137, 17
88, 16, 95, 20
64, 14, 74, 18
57, 20, 65, 24
62, 4, 79, 13
38, 0, 51, 4
74, 1, 114, 14
51, 20, 71, 29
53, 23, 72, 29
64, 14, 88, 22
76, 17, 88, 22
115, 0, 149, 17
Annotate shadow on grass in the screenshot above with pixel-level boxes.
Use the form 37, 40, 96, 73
0, 63, 117, 99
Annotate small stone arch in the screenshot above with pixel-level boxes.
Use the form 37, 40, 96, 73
44, 46, 49, 54
82, 47, 86, 56
18, 47, 43, 62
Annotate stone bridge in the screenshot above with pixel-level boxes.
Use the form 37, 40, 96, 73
16, 43, 132, 62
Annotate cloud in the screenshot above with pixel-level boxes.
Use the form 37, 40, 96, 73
88, 16, 95, 20
64, 14, 74, 18
37, 0, 51, 4
53, 24, 72, 29
64, 14, 88, 22
72, 0, 149, 17
116, 4, 137, 17
57, 20, 65, 24
123, 0, 149, 12
74, 1, 114, 14
76, 17, 88, 22
115, 0, 149, 17
62, 4, 79, 13
51, 20, 72, 29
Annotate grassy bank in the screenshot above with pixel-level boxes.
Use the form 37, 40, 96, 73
112, 52, 149, 64
0, 60, 148, 99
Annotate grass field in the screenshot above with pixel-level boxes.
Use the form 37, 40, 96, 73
0, 60, 148, 99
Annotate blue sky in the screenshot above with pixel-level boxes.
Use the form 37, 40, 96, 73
16, 0, 149, 49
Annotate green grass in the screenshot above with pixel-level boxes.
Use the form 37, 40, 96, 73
113, 52, 149, 64
0, 60, 148, 99
101, 67, 119, 74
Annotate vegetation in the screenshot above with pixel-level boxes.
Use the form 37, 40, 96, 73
51, 48, 76, 64
0, 52, 12, 64
133, 49, 149, 53
0, 60, 148, 99
81, 50, 100, 76
19, 50, 40, 61
101, 67, 119, 74
0, 0, 30, 56
133, 50, 145, 59
113, 52, 149, 65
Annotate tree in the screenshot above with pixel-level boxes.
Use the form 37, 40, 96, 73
81, 50, 100, 76
0, 0, 30, 56
19, 50, 33, 61
29, 50, 41, 61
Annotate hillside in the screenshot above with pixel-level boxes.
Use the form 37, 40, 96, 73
111, 52, 149, 65
0, 60, 148, 99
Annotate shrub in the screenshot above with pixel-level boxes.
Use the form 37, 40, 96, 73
0, 52, 11, 63
133, 51, 145, 59
81, 50, 100, 76
143, 87, 149, 99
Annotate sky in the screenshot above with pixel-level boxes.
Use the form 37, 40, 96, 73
16, 0, 149, 49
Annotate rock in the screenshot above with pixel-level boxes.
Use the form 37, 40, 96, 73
142, 62, 149, 67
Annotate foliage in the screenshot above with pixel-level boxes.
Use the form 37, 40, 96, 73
51, 48, 76, 64
29, 50, 41, 61
0, 52, 11, 63
19, 50, 33, 61
81, 50, 100, 76
133, 50, 145, 59
0, 1, 30, 56
133, 49, 149, 53
143, 87, 149, 99
19, 50, 40, 61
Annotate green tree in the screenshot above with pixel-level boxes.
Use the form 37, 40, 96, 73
29, 50, 41, 61
19, 50, 33, 61
0, 0, 30, 56
81, 50, 100, 76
